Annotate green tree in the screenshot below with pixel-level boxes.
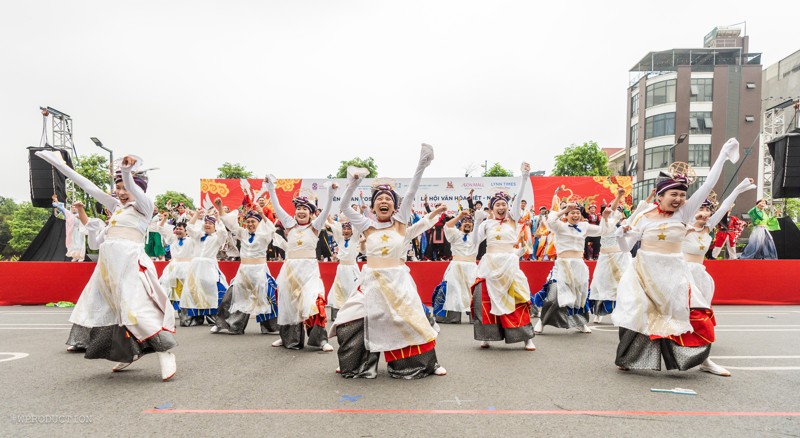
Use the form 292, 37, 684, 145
155, 191, 196, 211
552, 141, 611, 176
8, 202, 51, 255
482, 163, 514, 177
217, 162, 254, 179
783, 198, 800, 223
331, 157, 378, 179
73, 154, 112, 217
0, 196, 18, 256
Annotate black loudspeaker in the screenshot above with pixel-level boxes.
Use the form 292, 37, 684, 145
768, 134, 800, 198
28, 146, 72, 208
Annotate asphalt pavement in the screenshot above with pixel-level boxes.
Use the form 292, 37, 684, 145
1, 305, 799, 437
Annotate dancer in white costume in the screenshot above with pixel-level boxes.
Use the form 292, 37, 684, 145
533, 201, 603, 334
682, 177, 756, 376
36, 151, 177, 381
265, 177, 335, 351
52, 197, 87, 261
213, 202, 279, 335
180, 210, 229, 326
326, 215, 362, 321
431, 209, 486, 324
588, 187, 630, 323
157, 214, 194, 311
330, 144, 447, 379
471, 163, 536, 351
612, 138, 740, 372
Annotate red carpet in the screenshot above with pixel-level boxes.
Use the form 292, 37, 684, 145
0, 260, 796, 306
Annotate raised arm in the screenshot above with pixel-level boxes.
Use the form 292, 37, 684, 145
35, 150, 116, 211
680, 138, 740, 222
508, 162, 531, 222
265, 175, 297, 229
120, 156, 153, 217
707, 178, 755, 229
605, 187, 626, 219
397, 143, 434, 224
338, 176, 373, 233
312, 182, 336, 232
405, 204, 445, 243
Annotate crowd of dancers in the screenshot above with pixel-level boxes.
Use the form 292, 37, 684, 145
36, 137, 777, 381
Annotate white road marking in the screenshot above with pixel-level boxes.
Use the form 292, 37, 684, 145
0, 353, 29, 363
0, 312, 72, 315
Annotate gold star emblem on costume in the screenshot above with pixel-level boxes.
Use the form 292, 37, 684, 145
381, 247, 389, 256
296, 240, 303, 246
380, 234, 389, 242
495, 227, 501, 233
658, 224, 667, 231
699, 245, 705, 250
111, 219, 117, 226
657, 233, 667, 240
495, 235, 501, 240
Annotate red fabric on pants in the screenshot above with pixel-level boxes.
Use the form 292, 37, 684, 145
475, 278, 532, 329
304, 295, 328, 329
384, 340, 436, 362
651, 308, 716, 347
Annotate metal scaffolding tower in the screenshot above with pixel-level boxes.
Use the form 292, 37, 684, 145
39, 106, 79, 204
759, 99, 796, 207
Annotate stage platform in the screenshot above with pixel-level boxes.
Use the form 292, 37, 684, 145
1, 260, 796, 306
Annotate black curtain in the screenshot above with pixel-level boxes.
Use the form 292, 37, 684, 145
771, 217, 800, 260
20, 214, 71, 261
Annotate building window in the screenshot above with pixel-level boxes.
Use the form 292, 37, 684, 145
631, 93, 639, 117
689, 111, 713, 135
687, 176, 707, 198
632, 179, 655, 204
630, 124, 638, 150
644, 145, 674, 171
628, 152, 638, 176
645, 113, 675, 139
688, 144, 711, 167
690, 78, 713, 102
645, 79, 676, 108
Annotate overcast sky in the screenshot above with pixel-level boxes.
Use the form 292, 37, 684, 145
1, 0, 796, 204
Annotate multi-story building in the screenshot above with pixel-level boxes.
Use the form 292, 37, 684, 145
760, 50, 800, 201
625, 26, 762, 214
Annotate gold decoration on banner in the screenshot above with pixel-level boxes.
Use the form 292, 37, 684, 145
200, 179, 230, 197
592, 176, 633, 200
275, 179, 301, 192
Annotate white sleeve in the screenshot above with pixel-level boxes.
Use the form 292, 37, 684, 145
397, 145, 433, 224
120, 166, 153, 217
339, 180, 374, 233
680, 138, 738, 223
545, 211, 567, 234
707, 179, 756, 229
585, 223, 603, 237
35, 151, 117, 211
444, 225, 461, 243
312, 184, 335, 232
329, 220, 344, 243
508, 170, 530, 222
219, 211, 244, 236
475, 220, 489, 244
404, 213, 437, 244
266, 177, 297, 229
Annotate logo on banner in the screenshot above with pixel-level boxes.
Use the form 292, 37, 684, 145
446, 181, 454, 189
